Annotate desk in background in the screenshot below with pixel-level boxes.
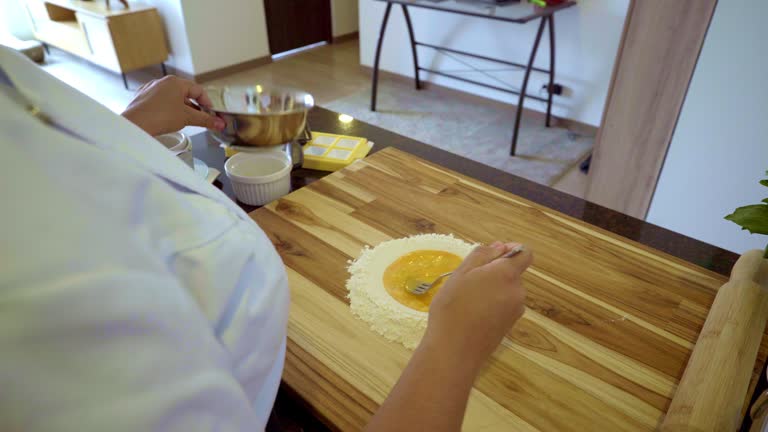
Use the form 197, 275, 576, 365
370, 0, 576, 156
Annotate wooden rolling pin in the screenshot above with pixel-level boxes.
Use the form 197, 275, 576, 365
749, 379, 768, 432
661, 250, 768, 431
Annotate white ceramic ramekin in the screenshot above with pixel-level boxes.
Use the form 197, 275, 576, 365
155, 132, 193, 169
224, 152, 292, 206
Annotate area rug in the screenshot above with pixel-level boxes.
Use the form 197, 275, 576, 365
323, 80, 593, 186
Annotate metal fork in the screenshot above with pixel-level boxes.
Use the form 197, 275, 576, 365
405, 244, 526, 296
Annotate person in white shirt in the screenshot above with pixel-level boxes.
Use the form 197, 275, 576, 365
0, 46, 532, 432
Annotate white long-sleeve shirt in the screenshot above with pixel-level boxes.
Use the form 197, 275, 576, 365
0, 46, 289, 431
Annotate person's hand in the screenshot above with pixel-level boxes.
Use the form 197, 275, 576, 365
121, 75, 225, 136
365, 243, 531, 431
425, 242, 532, 370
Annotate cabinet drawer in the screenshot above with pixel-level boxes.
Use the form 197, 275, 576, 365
76, 13, 121, 72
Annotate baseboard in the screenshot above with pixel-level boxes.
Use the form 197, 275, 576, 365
332, 32, 359, 44
360, 66, 599, 137
163, 64, 195, 81
556, 118, 598, 137
190, 55, 273, 83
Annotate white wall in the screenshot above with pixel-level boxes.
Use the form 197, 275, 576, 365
358, 0, 628, 126
647, 0, 768, 254
179, 0, 270, 75
1, 0, 34, 39
331, 0, 359, 37
143, 0, 195, 75
140, 0, 272, 75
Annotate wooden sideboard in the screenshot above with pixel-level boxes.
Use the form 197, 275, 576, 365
24, 0, 169, 87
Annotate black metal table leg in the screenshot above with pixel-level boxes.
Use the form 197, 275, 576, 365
545, 15, 555, 128
121, 72, 128, 90
580, 154, 592, 173
371, 2, 393, 112
161, 63, 167, 77
402, 5, 421, 90
510, 16, 547, 156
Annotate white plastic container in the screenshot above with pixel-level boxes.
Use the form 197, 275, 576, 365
224, 152, 292, 206
155, 132, 194, 169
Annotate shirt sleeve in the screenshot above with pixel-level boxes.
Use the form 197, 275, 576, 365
0, 269, 261, 432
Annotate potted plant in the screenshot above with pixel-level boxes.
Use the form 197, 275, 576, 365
725, 171, 768, 258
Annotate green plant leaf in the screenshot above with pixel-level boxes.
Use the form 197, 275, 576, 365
764, 198, 768, 204
725, 204, 768, 235
761, 179, 768, 187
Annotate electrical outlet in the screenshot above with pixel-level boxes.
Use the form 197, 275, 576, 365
542, 83, 564, 96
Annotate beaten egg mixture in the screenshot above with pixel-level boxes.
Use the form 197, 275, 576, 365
382, 250, 462, 312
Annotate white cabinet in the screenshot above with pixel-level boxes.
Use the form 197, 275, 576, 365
76, 12, 120, 72
24, 0, 169, 84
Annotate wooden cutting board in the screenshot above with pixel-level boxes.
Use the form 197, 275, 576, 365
250, 147, 768, 431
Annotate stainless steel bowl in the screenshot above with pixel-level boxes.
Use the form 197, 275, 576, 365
205, 84, 315, 147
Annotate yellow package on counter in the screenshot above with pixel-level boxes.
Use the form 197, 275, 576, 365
302, 132, 373, 172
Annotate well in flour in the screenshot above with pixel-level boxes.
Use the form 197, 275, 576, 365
346, 234, 475, 349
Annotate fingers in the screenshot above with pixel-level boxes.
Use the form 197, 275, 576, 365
136, 81, 152, 94
486, 246, 533, 279
182, 80, 213, 109
160, 75, 213, 108
456, 242, 508, 273
184, 106, 226, 130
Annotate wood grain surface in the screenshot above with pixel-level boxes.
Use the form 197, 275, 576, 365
250, 147, 768, 431
42, 0, 158, 17
662, 251, 768, 431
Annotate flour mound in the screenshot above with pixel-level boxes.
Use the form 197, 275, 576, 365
346, 234, 475, 349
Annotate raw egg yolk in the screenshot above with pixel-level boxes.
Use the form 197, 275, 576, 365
382, 250, 463, 312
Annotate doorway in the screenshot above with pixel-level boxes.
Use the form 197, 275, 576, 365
263, 0, 332, 55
